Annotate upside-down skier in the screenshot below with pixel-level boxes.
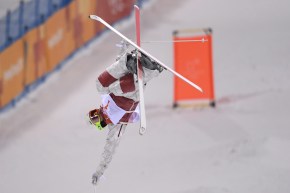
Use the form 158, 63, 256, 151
87, 41, 163, 185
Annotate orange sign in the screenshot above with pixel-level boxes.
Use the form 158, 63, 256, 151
173, 29, 215, 107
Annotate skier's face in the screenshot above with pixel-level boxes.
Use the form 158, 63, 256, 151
89, 110, 102, 130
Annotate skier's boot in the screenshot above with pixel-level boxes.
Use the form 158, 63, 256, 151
87, 108, 108, 130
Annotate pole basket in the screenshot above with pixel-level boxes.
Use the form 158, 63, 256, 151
173, 28, 215, 109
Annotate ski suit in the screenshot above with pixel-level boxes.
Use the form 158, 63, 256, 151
92, 51, 161, 184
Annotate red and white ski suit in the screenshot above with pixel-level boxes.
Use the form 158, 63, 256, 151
96, 52, 160, 124
92, 52, 161, 184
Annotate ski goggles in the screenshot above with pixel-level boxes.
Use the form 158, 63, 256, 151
89, 109, 104, 130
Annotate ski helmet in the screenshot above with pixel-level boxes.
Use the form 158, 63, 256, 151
88, 109, 104, 130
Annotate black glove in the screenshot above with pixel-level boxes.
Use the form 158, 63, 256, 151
126, 51, 164, 75
126, 53, 137, 74
140, 54, 163, 72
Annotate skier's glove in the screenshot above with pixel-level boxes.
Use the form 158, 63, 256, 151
126, 51, 164, 75
126, 52, 137, 74
92, 171, 103, 185
140, 54, 163, 73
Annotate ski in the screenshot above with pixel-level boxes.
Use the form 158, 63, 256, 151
134, 5, 147, 135
88, 15, 203, 93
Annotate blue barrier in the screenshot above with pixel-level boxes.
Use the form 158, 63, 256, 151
23, 0, 37, 32
0, 0, 147, 52
0, 0, 73, 52
0, 15, 7, 50
8, 7, 21, 41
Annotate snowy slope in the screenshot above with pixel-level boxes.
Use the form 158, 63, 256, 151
1, 0, 290, 193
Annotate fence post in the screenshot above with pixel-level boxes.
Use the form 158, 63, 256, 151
19, 0, 24, 36
48, 0, 53, 16
5, 10, 11, 45
35, 0, 42, 25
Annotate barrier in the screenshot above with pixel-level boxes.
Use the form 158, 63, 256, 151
35, 24, 49, 79
173, 28, 215, 108
0, 39, 24, 108
66, 0, 83, 49
0, 0, 146, 111
45, 8, 67, 72
23, 28, 38, 86
63, 1, 77, 55
96, 0, 136, 25
0, 16, 7, 51
77, 0, 97, 44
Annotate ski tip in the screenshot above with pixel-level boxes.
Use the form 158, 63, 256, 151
134, 5, 140, 9
89, 15, 99, 20
191, 84, 203, 93
198, 87, 203, 93
139, 126, 146, 135
190, 82, 203, 93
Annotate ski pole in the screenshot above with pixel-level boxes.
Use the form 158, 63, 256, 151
93, 184, 97, 193
141, 38, 208, 43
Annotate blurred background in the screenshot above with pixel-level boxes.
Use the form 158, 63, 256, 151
0, 0, 290, 193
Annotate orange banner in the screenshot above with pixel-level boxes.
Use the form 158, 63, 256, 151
77, 0, 98, 44
23, 28, 37, 86
96, 0, 135, 25
63, 1, 77, 56
45, 8, 67, 71
35, 24, 48, 79
0, 39, 25, 108
173, 30, 215, 107
22, 27, 48, 86
69, 0, 84, 49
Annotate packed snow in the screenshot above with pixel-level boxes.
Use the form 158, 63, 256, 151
1, 0, 290, 193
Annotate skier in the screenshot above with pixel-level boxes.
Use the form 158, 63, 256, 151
88, 41, 163, 185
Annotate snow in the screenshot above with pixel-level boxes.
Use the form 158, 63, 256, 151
1, 0, 290, 193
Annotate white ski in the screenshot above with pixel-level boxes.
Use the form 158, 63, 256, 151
88, 15, 203, 93
134, 5, 147, 135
